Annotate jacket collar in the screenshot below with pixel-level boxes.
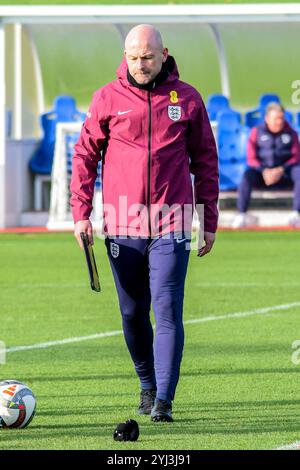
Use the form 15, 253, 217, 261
117, 55, 179, 90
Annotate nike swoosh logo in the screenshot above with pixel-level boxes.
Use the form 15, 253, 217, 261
175, 238, 187, 244
117, 110, 132, 115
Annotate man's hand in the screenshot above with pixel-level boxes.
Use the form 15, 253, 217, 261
198, 231, 216, 257
262, 166, 284, 186
74, 219, 94, 249
262, 169, 272, 186
271, 166, 284, 184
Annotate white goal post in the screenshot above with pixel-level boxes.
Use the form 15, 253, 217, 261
47, 121, 103, 231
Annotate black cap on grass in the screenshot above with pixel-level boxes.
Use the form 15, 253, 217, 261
113, 419, 139, 441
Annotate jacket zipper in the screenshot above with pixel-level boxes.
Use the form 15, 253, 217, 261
147, 91, 152, 237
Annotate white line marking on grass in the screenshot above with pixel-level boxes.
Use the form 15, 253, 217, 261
184, 301, 300, 325
5, 301, 300, 354
274, 440, 300, 450
5, 330, 123, 353
196, 282, 300, 287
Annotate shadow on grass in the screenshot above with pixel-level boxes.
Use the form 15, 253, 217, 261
20, 374, 134, 382
19, 366, 299, 387
181, 367, 300, 377
187, 343, 298, 355
37, 397, 300, 419
1, 412, 300, 445
38, 392, 132, 399
2, 396, 300, 438
37, 404, 134, 417
176, 398, 300, 410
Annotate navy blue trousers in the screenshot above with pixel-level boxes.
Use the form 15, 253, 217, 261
105, 234, 190, 403
238, 165, 300, 213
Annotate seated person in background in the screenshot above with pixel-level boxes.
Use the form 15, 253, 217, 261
233, 102, 300, 228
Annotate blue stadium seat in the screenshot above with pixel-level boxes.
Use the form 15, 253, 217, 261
206, 94, 230, 121
53, 96, 85, 122
217, 110, 241, 133
245, 94, 294, 128
5, 109, 12, 138
218, 129, 249, 163
217, 111, 248, 190
259, 93, 280, 109
245, 108, 293, 128
244, 109, 263, 129
29, 95, 86, 175
296, 112, 300, 128
284, 110, 294, 125
219, 162, 246, 191
245, 95, 278, 128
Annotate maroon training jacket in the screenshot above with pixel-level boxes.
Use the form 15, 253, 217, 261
70, 56, 219, 236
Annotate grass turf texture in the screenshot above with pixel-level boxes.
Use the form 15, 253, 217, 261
0, 231, 300, 450
2, 1, 300, 4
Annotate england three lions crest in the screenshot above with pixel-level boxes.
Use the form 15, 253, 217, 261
168, 106, 181, 121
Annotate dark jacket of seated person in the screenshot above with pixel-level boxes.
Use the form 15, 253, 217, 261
247, 120, 300, 171
235, 102, 300, 222
245, 102, 300, 190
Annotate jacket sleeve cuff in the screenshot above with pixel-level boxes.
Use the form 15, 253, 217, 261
72, 207, 92, 224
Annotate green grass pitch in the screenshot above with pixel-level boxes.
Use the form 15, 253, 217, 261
0, 231, 300, 450
2, 1, 300, 5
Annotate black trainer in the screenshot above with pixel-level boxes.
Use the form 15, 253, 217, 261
137, 389, 156, 415
151, 399, 173, 422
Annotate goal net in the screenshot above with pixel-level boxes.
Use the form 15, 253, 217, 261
47, 121, 103, 231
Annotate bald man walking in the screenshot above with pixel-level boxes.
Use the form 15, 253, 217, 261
71, 25, 219, 422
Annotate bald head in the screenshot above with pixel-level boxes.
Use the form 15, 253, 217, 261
124, 24, 168, 85
125, 24, 163, 51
